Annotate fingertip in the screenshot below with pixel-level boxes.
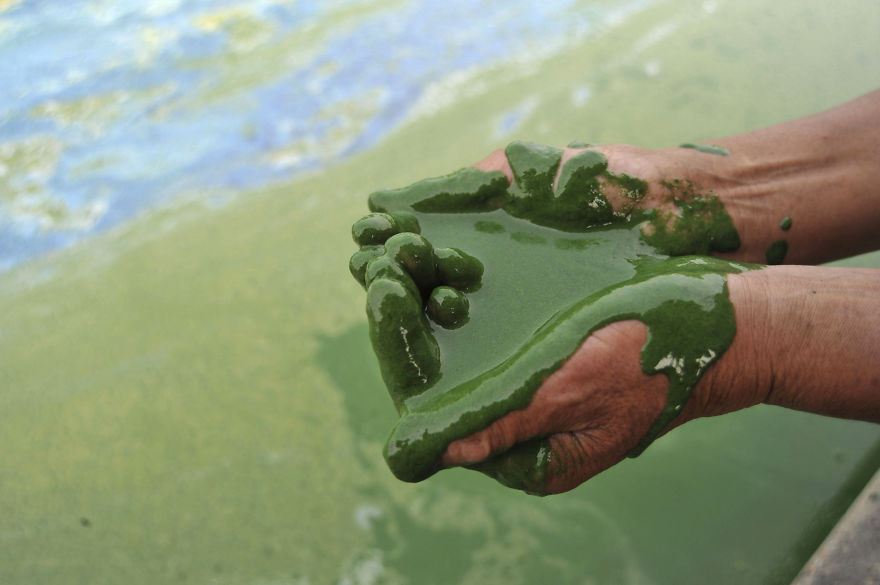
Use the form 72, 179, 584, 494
473, 148, 514, 184
426, 286, 469, 329
439, 443, 460, 468
352, 212, 399, 246
349, 245, 384, 287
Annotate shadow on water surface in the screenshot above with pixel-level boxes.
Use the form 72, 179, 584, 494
315, 322, 396, 444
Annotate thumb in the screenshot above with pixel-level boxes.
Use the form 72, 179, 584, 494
440, 402, 550, 467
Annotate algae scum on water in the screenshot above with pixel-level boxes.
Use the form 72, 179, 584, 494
349, 141, 755, 494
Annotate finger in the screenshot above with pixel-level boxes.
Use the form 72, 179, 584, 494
473, 148, 514, 183
440, 404, 547, 466
349, 244, 384, 287
552, 145, 590, 191
365, 276, 440, 410
551, 149, 614, 227
351, 212, 401, 246
465, 429, 623, 495
468, 425, 633, 496
382, 232, 438, 293
433, 247, 483, 291
504, 141, 562, 204
439, 369, 582, 467
468, 438, 553, 495
368, 167, 508, 214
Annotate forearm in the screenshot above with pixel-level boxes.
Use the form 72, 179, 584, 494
693, 90, 880, 265
699, 266, 880, 423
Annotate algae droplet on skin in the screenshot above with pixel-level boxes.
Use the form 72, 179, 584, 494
350, 141, 754, 494
780, 216, 792, 230
766, 239, 788, 265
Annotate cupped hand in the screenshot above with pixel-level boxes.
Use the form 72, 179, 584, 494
436, 146, 770, 494
441, 319, 674, 494
475, 142, 768, 263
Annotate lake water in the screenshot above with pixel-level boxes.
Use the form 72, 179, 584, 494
1, 0, 879, 583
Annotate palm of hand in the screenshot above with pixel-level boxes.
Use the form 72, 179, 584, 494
445, 320, 669, 494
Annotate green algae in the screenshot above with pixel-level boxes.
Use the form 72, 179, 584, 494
606, 171, 649, 201
386, 255, 750, 487
427, 286, 470, 329
469, 438, 552, 495
351, 141, 755, 492
781, 216, 793, 231
678, 142, 730, 156
434, 247, 484, 291
644, 179, 741, 256
766, 239, 789, 265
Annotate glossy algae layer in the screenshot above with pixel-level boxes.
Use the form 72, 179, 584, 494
678, 142, 730, 156
351, 141, 753, 492
766, 239, 788, 265
644, 179, 741, 256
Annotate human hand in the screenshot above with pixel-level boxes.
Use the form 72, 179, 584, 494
428, 146, 759, 494
443, 262, 880, 494
353, 91, 880, 493
441, 319, 675, 494
475, 142, 748, 257
350, 141, 758, 491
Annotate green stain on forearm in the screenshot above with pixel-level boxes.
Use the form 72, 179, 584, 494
766, 239, 788, 265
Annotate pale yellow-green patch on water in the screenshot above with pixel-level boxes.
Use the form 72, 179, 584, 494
176, 0, 408, 108
0, 135, 101, 231
0, 0, 21, 13
30, 85, 177, 133
193, 6, 277, 51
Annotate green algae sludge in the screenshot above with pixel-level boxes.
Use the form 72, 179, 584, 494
350, 141, 756, 494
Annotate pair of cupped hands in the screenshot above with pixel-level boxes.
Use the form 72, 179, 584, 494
361, 143, 775, 493
358, 91, 880, 493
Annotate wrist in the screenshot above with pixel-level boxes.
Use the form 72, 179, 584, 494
681, 269, 773, 423
703, 93, 880, 265
753, 265, 880, 421
694, 265, 880, 424
708, 141, 839, 265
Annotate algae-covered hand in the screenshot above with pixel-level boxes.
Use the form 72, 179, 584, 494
441, 107, 880, 494
350, 91, 880, 495
439, 319, 713, 494
478, 89, 880, 267
474, 142, 743, 257
350, 140, 754, 491
444, 265, 880, 494
438, 319, 681, 492
439, 274, 762, 495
